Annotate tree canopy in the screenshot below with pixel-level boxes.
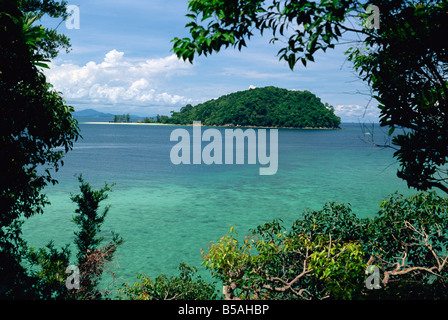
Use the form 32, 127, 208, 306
161, 86, 341, 128
0, 0, 79, 298
201, 192, 448, 300
172, 0, 448, 193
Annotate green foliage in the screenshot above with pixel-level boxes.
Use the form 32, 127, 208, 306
120, 263, 219, 300
162, 86, 341, 128
201, 192, 448, 300
202, 204, 369, 300
113, 113, 131, 123
172, 0, 365, 67
0, 0, 79, 299
373, 191, 448, 261
172, 0, 265, 63
71, 175, 114, 262
25, 241, 71, 299
291, 202, 367, 243
201, 226, 253, 284
18, 0, 71, 60
21, 176, 123, 300
174, 0, 448, 193
71, 175, 123, 299
367, 192, 448, 299
139, 116, 156, 123
346, 1, 448, 193
309, 239, 366, 299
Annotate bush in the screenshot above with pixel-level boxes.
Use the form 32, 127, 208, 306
24, 176, 122, 300
120, 263, 219, 300
367, 192, 448, 299
200, 192, 448, 300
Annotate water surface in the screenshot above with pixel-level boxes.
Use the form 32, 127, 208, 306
23, 123, 413, 286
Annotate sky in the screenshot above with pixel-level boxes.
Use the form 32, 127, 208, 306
42, 0, 381, 123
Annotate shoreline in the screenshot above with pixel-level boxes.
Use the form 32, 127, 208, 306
80, 121, 173, 126
80, 122, 343, 130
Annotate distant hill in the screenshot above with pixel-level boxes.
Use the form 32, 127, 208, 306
73, 109, 114, 122
160, 86, 341, 128
73, 109, 149, 123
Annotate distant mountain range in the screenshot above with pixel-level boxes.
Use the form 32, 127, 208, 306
73, 108, 154, 123
73, 109, 113, 122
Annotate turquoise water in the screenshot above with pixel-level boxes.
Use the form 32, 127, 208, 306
22, 123, 413, 288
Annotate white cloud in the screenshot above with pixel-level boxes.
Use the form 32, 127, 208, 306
335, 104, 380, 122
45, 50, 194, 112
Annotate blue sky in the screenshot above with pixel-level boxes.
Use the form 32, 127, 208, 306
43, 0, 380, 122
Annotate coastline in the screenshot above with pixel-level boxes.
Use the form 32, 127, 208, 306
80, 122, 342, 130
80, 122, 173, 126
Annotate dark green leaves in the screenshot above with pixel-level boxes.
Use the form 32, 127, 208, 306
120, 263, 218, 300
70, 175, 123, 299
159, 86, 341, 128
173, 0, 448, 193
71, 175, 115, 260
172, 0, 265, 63
175, 1, 448, 193
200, 192, 448, 300
0, 0, 80, 298
173, 0, 357, 69
346, 1, 448, 192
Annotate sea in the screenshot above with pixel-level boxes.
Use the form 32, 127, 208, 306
22, 122, 415, 293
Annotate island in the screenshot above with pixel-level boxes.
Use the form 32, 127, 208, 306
155, 86, 341, 129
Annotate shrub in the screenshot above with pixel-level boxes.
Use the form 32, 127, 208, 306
201, 192, 448, 300
120, 263, 219, 300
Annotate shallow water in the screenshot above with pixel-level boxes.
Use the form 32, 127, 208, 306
22, 123, 413, 288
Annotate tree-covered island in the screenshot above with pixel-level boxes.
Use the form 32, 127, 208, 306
157, 86, 341, 129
